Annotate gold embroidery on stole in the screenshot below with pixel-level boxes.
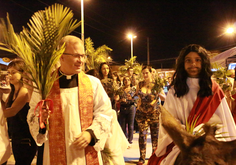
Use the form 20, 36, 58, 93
48, 71, 99, 165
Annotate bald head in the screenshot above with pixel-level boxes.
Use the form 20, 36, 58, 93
59, 35, 84, 53
59, 35, 85, 75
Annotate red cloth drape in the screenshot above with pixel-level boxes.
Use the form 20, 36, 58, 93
231, 93, 236, 124
48, 71, 99, 165
148, 80, 224, 165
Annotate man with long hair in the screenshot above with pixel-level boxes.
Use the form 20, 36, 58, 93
148, 44, 236, 165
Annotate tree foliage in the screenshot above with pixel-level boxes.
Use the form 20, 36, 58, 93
85, 37, 112, 71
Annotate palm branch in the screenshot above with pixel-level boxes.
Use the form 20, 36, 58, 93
118, 56, 142, 80
0, 3, 80, 100
85, 37, 112, 71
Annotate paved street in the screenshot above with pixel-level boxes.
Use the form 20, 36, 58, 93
7, 132, 153, 165
124, 132, 152, 165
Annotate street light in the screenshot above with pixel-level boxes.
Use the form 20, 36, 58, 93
81, 0, 84, 44
127, 34, 137, 61
226, 27, 234, 34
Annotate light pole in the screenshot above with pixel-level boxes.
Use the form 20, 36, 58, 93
81, 0, 84, 44
128, 34, 137, 61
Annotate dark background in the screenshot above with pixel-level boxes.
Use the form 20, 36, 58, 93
1, 0, 236, 68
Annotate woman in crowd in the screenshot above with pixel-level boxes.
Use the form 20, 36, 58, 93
135, 66, 165, 165
98, 62, 118, 109
118, 76, 137, 147
112, 71, 121, 112
112, 71, 121, 90
2, 59, 37, 165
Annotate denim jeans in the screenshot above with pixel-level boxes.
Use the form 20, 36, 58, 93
118, 105, 136, 143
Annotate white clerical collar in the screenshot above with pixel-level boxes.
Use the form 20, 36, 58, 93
59, 69, 75, 80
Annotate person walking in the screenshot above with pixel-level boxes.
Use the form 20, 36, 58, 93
2, 59, 37, 165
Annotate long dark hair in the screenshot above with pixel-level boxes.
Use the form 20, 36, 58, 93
112, 71, 121, 82
6, 59, 25, 108
171, 44, 212, 98
98, 62, 112, 80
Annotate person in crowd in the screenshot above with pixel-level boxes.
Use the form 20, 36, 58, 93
2, 59, 37, 165
111, 71, 121, 113
0, 77, 11, 165
86, 69, 98, 77
98, 62, 113, 80
130, 72, 140, 133
112, 71, 121, 90
27, 35, 126, 165
98, 62, 118, 109
127, 67, 134, 78
135, 66, 165, 165
167, 76, 172, 90
127, 66, 137, 87
118, 76, 137, 147
151, 68, 156, 79
119, 74, 125, 87
131, 72, 139, 88
148, 44, 236, 165
163, 76, 173, 96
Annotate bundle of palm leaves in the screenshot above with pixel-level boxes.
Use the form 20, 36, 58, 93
212, 67, 234, 93
151, 76, 167, 94
0, 4, 80, 100
118, 56, 142, 80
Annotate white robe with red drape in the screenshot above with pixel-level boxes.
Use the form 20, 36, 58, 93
154, 78, 236, 165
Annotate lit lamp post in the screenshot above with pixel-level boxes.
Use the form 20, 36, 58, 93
128, 34, 137, 62
81, 0, 84, 44
226, 27, 235, 34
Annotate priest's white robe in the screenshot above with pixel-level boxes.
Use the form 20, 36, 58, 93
155, 78, 236, 165
27, 75, 127, 165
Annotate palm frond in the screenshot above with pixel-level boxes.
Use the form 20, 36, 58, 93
84, 37, 112, 70
0, 4, 80, 99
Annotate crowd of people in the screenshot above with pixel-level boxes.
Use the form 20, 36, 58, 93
1, 38, 236, 165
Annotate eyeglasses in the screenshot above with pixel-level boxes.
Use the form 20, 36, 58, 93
63, 53, 87, 58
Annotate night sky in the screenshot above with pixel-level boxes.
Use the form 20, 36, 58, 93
1, 0, 236, 68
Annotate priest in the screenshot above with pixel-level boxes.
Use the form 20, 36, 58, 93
27, 35, 126, 165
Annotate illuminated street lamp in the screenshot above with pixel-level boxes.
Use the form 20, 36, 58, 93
128, 34, 137, 61
81, 0, 84, 44
226, 27, 234, 34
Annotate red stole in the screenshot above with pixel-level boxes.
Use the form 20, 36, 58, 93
148, 80, 225, 165
47, 71, 99, 165
231, 93, 236, 124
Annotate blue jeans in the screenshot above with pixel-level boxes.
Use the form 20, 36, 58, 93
118, 105, 136, 143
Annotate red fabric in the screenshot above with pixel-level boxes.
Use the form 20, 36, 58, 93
147, 80, 224, 165
231, 93, 236, 124
48, 75, 67, 165
47, 71, 99, 165
187, 81, 225, 127
78, 72, 99, 165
